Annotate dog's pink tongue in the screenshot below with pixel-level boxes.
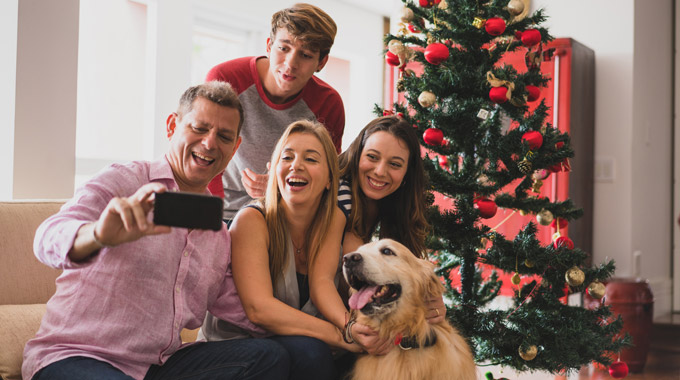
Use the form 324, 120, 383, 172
349, 285, 379, 310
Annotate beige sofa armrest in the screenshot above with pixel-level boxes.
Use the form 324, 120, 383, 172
0, 201, 63, 305
0, 304, 47, 380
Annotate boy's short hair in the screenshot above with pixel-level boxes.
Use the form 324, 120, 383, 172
270, 3, 337, 60
177, 81, 244, 135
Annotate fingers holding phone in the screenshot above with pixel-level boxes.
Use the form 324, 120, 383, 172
97, 183, 172, 247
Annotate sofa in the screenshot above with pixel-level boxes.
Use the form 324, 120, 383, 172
0, 200, 198, 380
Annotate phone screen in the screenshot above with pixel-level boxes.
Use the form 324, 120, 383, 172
153, 191, 224, 231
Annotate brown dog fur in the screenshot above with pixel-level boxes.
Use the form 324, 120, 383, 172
343, 239, 477, 380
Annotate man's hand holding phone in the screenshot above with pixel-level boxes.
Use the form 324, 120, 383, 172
95, 183, 172, 247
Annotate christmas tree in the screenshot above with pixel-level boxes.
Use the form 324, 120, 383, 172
379, 0, 630, 376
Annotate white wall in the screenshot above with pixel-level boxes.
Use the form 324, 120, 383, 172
0, 0, 18, 199
532, 0, 673, 316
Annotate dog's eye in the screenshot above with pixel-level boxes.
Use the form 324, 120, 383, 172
380, 247, 395, 256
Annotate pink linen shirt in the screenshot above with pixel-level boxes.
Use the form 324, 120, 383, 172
22, 157, 263, 380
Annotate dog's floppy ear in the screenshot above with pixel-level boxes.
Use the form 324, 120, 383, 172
421, 260, 446, 300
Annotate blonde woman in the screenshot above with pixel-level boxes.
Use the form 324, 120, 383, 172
200, 120, 359, 380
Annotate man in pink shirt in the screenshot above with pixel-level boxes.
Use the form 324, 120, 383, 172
22, 82, 289, 380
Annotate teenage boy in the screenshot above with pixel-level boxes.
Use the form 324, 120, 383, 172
22, 82, 288, 380
206, 3, 345, 221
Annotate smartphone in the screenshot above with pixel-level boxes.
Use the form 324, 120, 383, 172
153, 191, 224, 231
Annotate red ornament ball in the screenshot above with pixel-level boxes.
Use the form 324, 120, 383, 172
553, 236, 574, 250
419, 0, 441, 7
489, 87, 508, 103
474, 197, 498, 219
526, 85, 541, 101
385, 51, 401, 66
485, 17, 507, 36
521, 29, 542, 47
551, 217, 569, 229
423, 128, 444, 146
521, 131, 543, 151
424, 43, 449, 65
609, 361, 629, 379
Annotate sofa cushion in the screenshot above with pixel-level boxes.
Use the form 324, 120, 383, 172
0, 304, 46, 380
0, 201, 63, 305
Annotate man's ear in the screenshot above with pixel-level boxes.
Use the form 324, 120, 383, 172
232, 136, 243, 156
166, 113, 178, 139
266, 37, 272, 54
315, 54, 329, 73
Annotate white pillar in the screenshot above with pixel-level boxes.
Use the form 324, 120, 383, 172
13, 0, 79, 199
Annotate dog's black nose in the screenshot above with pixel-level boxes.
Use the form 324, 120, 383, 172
343, 252, 362, 266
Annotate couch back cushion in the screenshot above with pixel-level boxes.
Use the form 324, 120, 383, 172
0, 201, 63, 305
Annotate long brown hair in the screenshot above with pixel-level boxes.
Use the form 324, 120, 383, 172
339, 116, 430, 258
262, 120, 339, 285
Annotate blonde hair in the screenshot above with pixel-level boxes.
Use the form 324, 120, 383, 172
262, 120, 339, 285
270, 3, 337, 60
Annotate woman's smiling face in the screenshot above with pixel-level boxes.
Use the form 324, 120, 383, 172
357, 131, 409, 201
276, 132, 330, 207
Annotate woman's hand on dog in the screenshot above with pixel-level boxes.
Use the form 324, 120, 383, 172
425, 295, 447, 324
352, 323, 394, 355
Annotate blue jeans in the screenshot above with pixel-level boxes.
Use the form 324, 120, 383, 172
32, 339, 289, 380
269, 335, 335, 380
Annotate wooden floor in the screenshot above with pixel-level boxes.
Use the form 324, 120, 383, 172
479, 314, 680, 379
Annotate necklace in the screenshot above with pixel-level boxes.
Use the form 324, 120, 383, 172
291, 237, 304, 257
291, 237, 308, 268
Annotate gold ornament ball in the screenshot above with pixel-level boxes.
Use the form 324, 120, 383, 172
524, 259, 535, 268
511, 273, 521, 285
565, 266, 585, 287
388, 39, 404, 55
418, 91, 436, 108
438, 0, 449, 10
588, 281, 606, 299
519, 209, 528, 216
400, 7, 414, 23
519, 345, 538, 361
536, 209, 554, 226
507, 0, 525, 16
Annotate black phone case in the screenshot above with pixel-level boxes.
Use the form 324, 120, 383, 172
153, 191, 224, 231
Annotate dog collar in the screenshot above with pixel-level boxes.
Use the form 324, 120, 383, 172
394, 331, 438, 350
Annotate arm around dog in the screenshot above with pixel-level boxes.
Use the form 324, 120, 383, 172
231, 207, 360, 352
309, 206, 394, 355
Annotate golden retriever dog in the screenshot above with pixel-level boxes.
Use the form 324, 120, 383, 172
342, 239, 477, 380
